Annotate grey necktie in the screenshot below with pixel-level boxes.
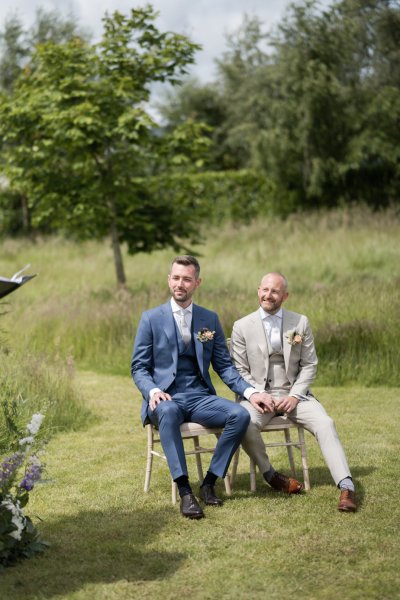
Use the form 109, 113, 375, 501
266, 315, 282, 352
178, 309, 192, 344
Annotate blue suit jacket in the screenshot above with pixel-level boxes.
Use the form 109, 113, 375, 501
131, 301, 250, 425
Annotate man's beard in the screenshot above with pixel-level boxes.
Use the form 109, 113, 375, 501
173, 290, 189, 303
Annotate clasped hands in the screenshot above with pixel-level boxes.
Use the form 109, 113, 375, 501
249, 391, 299, 415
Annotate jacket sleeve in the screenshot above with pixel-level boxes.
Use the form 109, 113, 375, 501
131, 312, 156, 402
210, 315, 251, 397
230, 320, 264, 390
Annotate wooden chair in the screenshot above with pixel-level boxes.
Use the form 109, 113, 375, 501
230, 415, 311, 491
144, 422, 232, 504
224, 336, 311, 492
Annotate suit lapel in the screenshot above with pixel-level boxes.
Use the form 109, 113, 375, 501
249, 311, 270, 371
282, 309, 297, 370
192, 304, 206, 371
161, 301, 178, 362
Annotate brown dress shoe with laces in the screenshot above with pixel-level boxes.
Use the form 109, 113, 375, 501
269, 471, 303, 494
338, 489, 357, 512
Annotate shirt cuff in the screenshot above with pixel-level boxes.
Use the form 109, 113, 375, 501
291, 393, 307, 401
243, 387, 258, 400
149, 388, 162, 401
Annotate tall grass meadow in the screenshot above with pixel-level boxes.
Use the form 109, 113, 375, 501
1, 204, 399, 385
0, 348, 95, 454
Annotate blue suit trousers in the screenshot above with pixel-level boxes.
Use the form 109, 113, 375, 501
148, 392, 250, 480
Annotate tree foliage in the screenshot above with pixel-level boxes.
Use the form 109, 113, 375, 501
0, 9, 87, 234
0, 7, 207, 285
0, 8, 86, 94
162, 0, 400, 209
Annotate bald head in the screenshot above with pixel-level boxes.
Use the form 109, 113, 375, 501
260, 272, 288, 292
258, 272, 289, 314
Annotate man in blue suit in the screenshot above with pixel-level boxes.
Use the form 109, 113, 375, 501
131, 255, 270, 519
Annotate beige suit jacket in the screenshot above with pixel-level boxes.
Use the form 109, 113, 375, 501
230, 308, 318, 399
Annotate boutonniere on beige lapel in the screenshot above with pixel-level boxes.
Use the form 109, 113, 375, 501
197, 328, 215, 342
286, 330, 304, 346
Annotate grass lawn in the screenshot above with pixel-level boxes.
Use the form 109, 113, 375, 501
1, 372, 399, 600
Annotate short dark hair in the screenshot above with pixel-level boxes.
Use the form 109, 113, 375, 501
171, 255, 200, 278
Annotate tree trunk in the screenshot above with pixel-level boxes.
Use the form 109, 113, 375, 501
110, 218, 126, 287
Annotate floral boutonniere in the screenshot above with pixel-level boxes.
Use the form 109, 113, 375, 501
197, 328, 215, 343
286, 330, 304, 346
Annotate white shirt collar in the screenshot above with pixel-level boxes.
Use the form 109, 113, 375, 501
170, 297, 193, 314
259, 307, 283, 320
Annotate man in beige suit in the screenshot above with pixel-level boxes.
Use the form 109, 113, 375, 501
230, 272, 357, 512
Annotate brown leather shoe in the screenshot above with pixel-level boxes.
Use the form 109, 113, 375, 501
269, 471, 303, 494
200, 484, 223, 506
338, 489, 357, 512
180, 493, 204, 519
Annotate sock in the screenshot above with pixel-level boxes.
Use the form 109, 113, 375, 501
201, 470, 218, 487
338, 477, 355, 492
263, 466, 276, 484
174, 475, 192, 498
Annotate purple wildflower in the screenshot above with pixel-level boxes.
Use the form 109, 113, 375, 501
20, 460, 43, 492
0, 452, 24, 486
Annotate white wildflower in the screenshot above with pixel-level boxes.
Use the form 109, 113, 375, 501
1, 497, 26, 541
26, 413, 44, 435
19, 436, 34, 446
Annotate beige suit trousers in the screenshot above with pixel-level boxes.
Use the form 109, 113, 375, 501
240, 398, 352, 486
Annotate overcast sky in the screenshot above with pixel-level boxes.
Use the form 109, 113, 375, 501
0, 0, 333, 83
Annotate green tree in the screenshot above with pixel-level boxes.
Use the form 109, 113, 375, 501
335, 0, 400, 204
0, 9, 86, 233
0, 15, 27, 93
159, 16, 273, 171
262, 0, 400, 207
161, 1, 400, 210
215, 15, 274, 171
0, 7, 205, 285
0, 8, 86, 93
159, 79, 236, 170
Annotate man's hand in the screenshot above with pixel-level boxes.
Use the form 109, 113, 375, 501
249, 391, 275, 414
273, 395, 299, 414
149, 391, 172, 411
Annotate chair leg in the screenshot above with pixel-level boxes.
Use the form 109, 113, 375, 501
298, 427, 311, 491
172, 480, 178, 505
230, 447, 240, 488
284, 429, 297, 477
223, 473, 232, 496
250, 457, 257, 491
144, 424, 154, 492
193, 435, 204, 483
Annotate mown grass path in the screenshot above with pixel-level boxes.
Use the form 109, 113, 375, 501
2, 372, 400, 599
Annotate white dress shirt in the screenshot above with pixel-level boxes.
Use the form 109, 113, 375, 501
260, 307, 283, 352
171, 297, 193, 336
